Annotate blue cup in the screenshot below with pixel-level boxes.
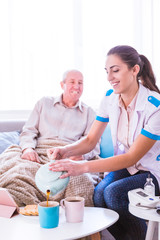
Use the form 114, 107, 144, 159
38, 201, 59, 228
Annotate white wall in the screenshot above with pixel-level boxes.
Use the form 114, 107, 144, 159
0, 0, 159, 118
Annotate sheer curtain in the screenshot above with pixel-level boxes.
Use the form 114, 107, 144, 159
0, 0, 159, 117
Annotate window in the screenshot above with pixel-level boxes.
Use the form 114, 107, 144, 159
0, 0, 159, 116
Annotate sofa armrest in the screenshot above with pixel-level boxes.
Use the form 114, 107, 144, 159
0, 120, 25, 132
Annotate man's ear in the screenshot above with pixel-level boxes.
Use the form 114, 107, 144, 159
60, 81, 64, 90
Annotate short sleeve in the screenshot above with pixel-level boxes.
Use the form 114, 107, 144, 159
141, 108, 160, 140
96, 95, 109, 123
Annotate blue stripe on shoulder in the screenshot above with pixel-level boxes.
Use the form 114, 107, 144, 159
148, 96, 160, 107
156, 155, 160, 161
96, 116, 109, 122
106, 89, 113, 96
141, 128, 160, 140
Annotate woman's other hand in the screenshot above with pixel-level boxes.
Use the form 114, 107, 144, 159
69, 155, 84, 161
47, 146, 67, 160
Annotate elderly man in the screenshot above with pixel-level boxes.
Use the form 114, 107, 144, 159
0, 69, 100, 207
20, 69, 100, 161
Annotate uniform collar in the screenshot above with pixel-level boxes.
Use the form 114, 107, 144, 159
118, 83, 147, 112
118, 93, 138, 112
135, 83, 148, 111
53, 94, 83, 112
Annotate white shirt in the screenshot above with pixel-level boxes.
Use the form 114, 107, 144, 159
118, 93, 148, 174
20, 95, 100, 160
96, 84, 160, 188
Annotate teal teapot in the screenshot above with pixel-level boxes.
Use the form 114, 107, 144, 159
35, 161, 70, 196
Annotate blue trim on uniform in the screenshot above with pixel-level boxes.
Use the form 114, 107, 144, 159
96, 116, 109, 122
156, 155, 160, 161
148, 96, 160, 107
106, 89, 113, 96
141, 128, 160, 140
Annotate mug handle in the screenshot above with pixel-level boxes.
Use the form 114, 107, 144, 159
60, 199, 65, 209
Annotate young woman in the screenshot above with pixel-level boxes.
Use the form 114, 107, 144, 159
48, 45, 160, 240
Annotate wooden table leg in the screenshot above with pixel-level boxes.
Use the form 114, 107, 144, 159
90, 232, 101, 240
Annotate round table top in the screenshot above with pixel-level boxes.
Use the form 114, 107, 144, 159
129, 204, 160, 222
0, 206, 119, 240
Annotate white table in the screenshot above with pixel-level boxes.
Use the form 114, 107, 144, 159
0, 207, 119, 240
129, 204, 160, 240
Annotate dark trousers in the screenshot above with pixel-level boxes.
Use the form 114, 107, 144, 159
93, 169, 159, 240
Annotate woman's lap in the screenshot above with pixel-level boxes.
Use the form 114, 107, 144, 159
93, 168, 131, 207
93, 169, 159, 240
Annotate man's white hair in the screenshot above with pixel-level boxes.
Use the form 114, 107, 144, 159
62, 69, 83, 83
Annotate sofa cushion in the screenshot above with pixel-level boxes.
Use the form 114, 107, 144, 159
0, 131, 20, 154
100, 124, 114, 158
0, 126, 114, 157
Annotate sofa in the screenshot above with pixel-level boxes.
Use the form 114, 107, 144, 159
0, 120, 25, 154
0, 119, 114, 158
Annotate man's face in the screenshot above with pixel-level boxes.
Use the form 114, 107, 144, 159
61, 71, 83, 103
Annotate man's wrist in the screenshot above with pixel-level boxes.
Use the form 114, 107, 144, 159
22, 147, 34, 153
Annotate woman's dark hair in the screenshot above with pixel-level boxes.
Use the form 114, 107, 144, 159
107, 45, 160, 93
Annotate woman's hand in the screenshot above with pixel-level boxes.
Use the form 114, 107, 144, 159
49, 159, 86, 178
21, 148, 41, 163
47, 146, 68, 160
69, 155, 84, 161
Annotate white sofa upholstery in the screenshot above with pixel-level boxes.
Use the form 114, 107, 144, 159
0, 119, 114, 159
0, 120, 26, 154
0, 120, 26, 132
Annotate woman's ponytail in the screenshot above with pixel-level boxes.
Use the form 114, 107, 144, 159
138, 55, 160, 93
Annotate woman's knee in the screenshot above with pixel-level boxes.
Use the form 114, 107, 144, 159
93, 181, 107, 207
103, 182, 128, 210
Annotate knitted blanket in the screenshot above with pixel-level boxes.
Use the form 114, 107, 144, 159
0, 139, 96, 207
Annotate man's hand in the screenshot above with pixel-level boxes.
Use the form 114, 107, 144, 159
21, 148, 41, 163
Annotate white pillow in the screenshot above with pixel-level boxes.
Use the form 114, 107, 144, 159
0, 131, 20, 154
